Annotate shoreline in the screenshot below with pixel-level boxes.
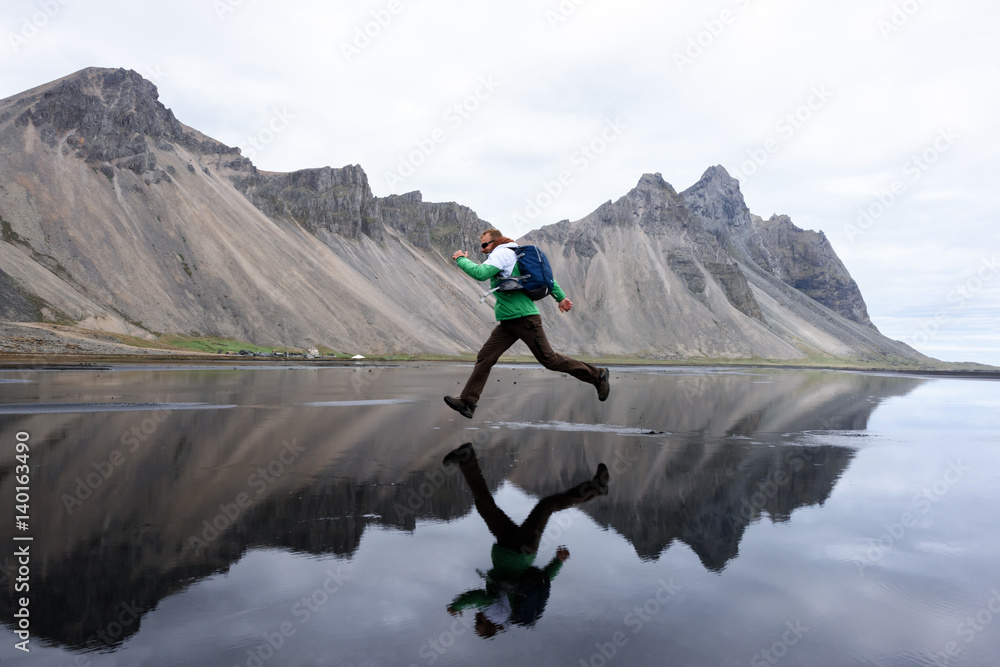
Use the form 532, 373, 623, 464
2, 353, 999, 379
3, 320, 997, 377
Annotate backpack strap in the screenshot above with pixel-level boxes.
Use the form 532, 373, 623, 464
478, 251, 528, 302
479, 277, 525, 302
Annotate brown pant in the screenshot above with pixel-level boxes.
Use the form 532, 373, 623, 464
457, 455, 601, 554
460, 314, 600, 404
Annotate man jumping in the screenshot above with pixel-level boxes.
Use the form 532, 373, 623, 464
444, 228, 610, 419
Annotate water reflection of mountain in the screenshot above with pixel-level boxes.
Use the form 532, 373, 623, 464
587, 440, 854, 569
0, 367, 923, 650
526, 370, 906, 570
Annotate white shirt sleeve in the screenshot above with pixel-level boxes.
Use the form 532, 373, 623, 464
483, 245, 517, 278
482, 596, 512, 625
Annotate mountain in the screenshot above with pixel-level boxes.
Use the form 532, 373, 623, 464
0, 67, 929, 363
0, 67, 489, 355
522, 170, 912, 360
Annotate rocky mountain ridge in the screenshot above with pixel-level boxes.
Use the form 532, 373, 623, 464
0, 67, 929, 362
522, 171, 908, 360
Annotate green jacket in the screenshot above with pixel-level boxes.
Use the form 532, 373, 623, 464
456, 252, 566, 321
447, 544, 564, 613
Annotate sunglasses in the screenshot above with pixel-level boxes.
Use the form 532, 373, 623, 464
481, 241, 492, 249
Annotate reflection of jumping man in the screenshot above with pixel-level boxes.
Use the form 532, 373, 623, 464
443, 443, 609, 636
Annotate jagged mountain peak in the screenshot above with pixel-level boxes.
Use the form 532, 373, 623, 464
700, 163, 736, 182
1, 67, 242, 178
7, 66, 174, 136
633, 171, 674, 192
618, 172, 682, 205
553, 171, 691, 236
681, 164, 753, 230
523, 164, 890, 350
3, 66, 155, 103
61, 66, 156, 97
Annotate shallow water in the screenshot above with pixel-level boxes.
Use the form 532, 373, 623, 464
1, 363, 998, 666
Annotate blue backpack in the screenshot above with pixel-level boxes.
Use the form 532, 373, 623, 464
480, 245, 555, 302
507, 566, 551, 627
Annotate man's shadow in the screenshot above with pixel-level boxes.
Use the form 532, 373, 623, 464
443, 442, 609, 637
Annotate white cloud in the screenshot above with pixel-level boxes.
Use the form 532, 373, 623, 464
1, 0, 997, 364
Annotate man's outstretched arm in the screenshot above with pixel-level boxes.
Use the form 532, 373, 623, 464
552, 280, 573, 312
452, 251, 502, 282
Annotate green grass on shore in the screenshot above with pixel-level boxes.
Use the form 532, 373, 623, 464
104, 333, 345, 357
156, 334, 274, 355
30, 327, 996, 372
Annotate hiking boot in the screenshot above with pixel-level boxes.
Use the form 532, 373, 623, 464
443, 442, 476, 467
593, 463, 609, 494
580, 463, 610, 498
595, 368, 611, 402
444, 395, 477, 419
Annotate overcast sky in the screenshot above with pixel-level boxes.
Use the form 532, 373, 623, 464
2, 0, 997, 365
